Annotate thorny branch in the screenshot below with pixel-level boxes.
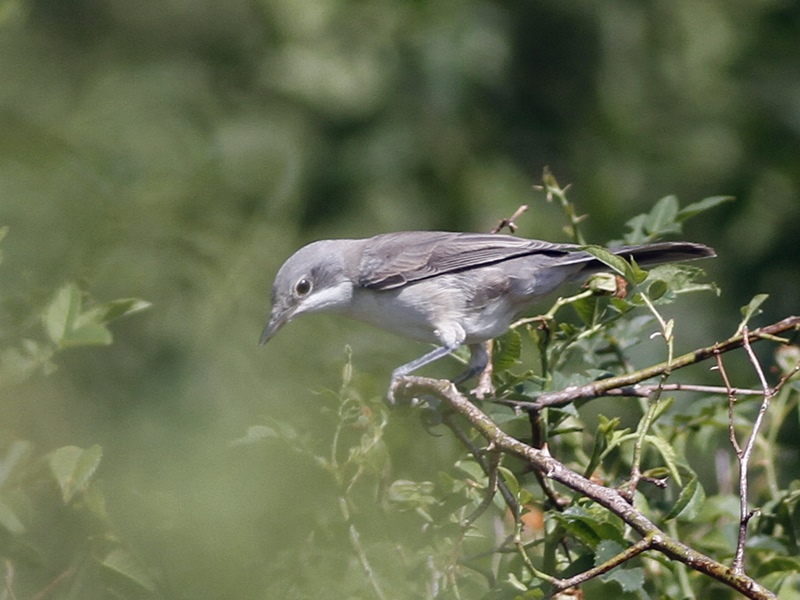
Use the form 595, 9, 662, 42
391, 315, 800, 599
393, 376, 778, 600
717, 327, 800, 576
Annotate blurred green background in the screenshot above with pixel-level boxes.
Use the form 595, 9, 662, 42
1, 0, 799, 598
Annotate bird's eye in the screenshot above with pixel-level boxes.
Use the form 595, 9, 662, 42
295, 278, 312, 296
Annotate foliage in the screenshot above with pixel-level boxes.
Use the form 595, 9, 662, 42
0, 1, 799, 598
230, 192, 798, 599
0, 266, 153, 597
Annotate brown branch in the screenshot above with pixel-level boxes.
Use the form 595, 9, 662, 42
546, 536, 652, 597
391, 376, 778, 600
491, 204, 529, 234
506, 316, 799, 410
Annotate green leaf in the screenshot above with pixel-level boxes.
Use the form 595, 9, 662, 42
596, 540, 646, 592
643, 195, 682, 237
0, 225, 7, 264
493, 329, 522, 372
0, 498, 25, 535
48, 444, 103, 503
94, 298, 152, 322
738, 293, 769, 332
676, 195, 734, 222
665, 476, 706, 521
571, 294, 601, 326
600, 565, 645, 593
583, 245, 634, 282
0, 440, 33, 488
386, 479, 437, 516
622, 214, 648, 244
584, 416, 621, 479
647, 279, 668, 301
643, 434, 682, 485
43, 283, 82, 346
556, 506, 626, 548
42, 284, 151, 348
101, 548, 158, 592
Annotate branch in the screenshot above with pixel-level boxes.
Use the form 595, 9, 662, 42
392, 376, 778, 600
507, 316, 799, 410
491, 204, 529, 234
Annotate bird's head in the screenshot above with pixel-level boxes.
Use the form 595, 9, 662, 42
260, 240, 355, 345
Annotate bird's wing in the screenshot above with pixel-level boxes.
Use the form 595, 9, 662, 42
357, 231, 578, 290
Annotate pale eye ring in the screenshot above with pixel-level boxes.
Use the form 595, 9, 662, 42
295, 278, 312, 296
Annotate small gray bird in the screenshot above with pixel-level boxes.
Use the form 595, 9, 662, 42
261, 232, 714, 398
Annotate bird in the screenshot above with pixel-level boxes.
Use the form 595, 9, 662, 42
260, 231, 714, 399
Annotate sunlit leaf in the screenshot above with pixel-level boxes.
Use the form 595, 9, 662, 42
43, 283, 82, 346
42, 284, 150, 348
0, 498, 25, 534
102, 548, 158, 592
48, 444, 103, 503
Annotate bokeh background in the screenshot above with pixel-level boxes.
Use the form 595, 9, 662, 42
1, 1, 799, 598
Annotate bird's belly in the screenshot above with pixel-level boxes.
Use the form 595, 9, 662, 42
346, 282, 516, 346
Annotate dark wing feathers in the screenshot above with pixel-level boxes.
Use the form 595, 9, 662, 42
357, 232, 578, 290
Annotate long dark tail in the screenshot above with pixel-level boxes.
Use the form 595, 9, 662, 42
612, 242, 716, 267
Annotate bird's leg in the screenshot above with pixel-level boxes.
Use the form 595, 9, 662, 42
387, 344, 459, 403
453, 343, 489, 386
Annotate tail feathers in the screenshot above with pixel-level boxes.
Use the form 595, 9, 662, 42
612, 242, 716, 267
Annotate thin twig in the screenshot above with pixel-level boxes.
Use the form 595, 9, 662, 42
504, 316, 798, 410
716, 351, 742, 455
731, 328, 774, 575
340, 498, 388, 600
545, 536, 653, 597
491, 205, 529, 234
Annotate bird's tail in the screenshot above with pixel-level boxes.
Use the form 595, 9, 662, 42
611, 242, 716, 267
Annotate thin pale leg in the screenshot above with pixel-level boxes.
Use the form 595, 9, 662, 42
387, 344, 460, 403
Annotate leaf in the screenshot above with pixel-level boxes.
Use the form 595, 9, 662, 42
0, 498, 25, 535
42, 284, 151, 348
644, 434, 682, 485
102, 548, 158, 592
676, 195, 734, 222
595, 540, 646, 593
229, 425, 281, 446
43, 283, 82, 346
0, 440, 33, 488
571, 294, 601, 325
386, 479, 437, 516
94, 298, 152, 322
584, 416, 621, 479
647, 279, 668, 301
0, 225, 7, 264
600, 565, 646, 593
556, 506, 626, 548
48, 444, 103, 503
738, 293, 769, 332
665, 476, 706, 521
493, 329, 522, 372
643, 195, 682, 237
621, 214, 648, 244
583, 246, 634, 282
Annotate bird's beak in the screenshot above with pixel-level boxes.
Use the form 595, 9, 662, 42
259, 306, 295, 346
